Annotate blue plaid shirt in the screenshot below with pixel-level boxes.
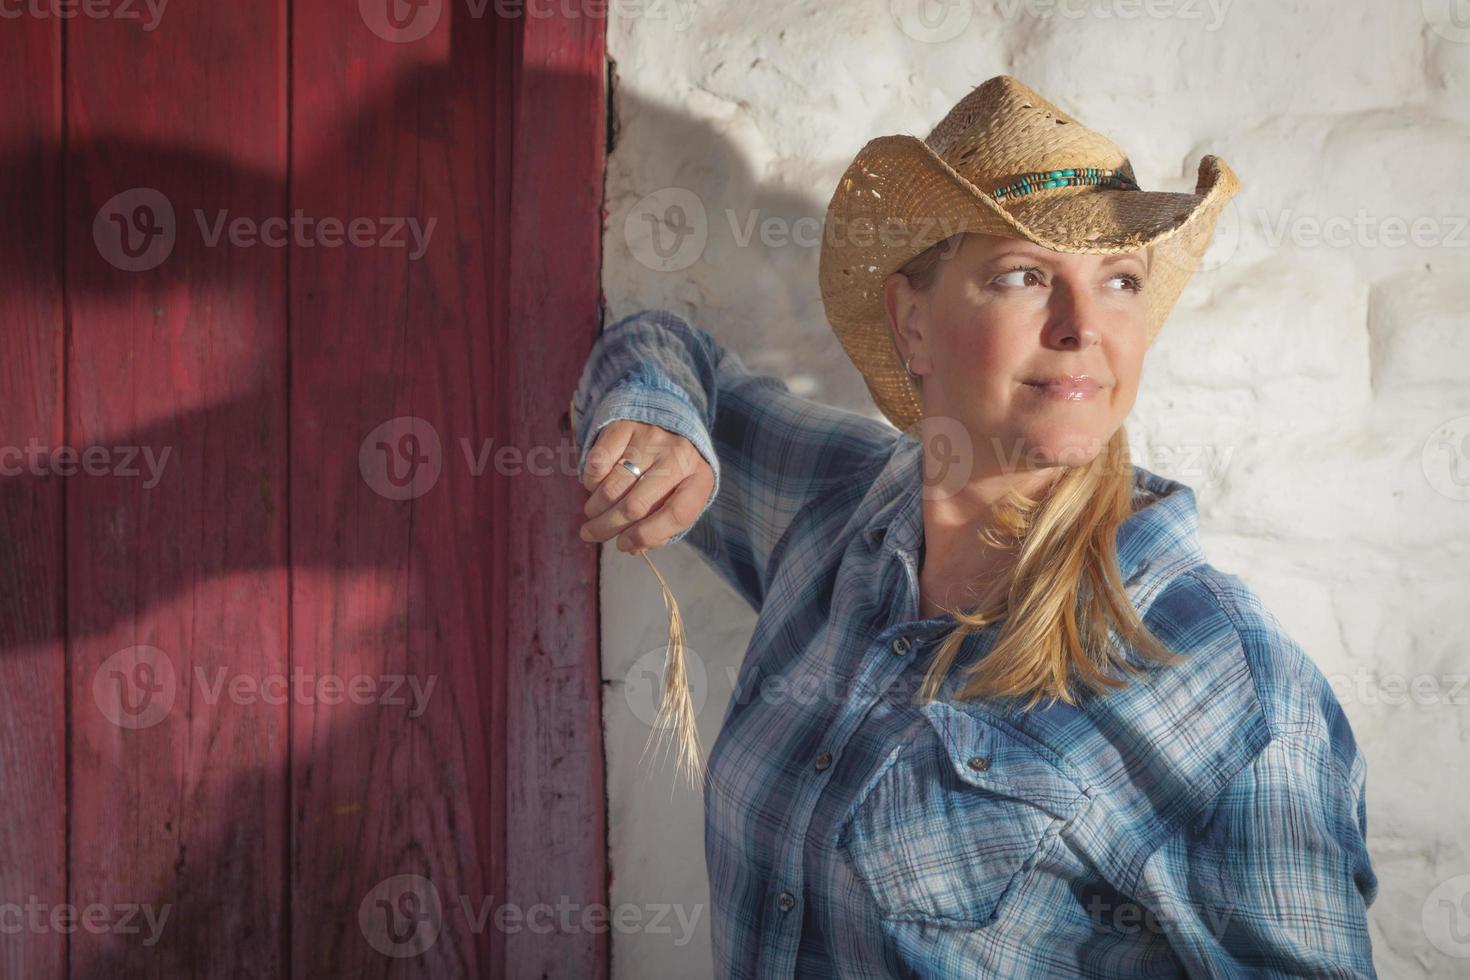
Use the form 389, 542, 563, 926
571, 309, 1378, 979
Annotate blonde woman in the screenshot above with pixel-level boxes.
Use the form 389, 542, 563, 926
572, 76, 1377, 978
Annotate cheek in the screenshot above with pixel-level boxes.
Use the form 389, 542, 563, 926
932, 316, 1025, 395
1108, 336, 1148, 411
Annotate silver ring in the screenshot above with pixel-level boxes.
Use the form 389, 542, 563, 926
619, 458, 644, 479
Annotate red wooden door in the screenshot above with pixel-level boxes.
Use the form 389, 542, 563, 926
1, 4, 606, 978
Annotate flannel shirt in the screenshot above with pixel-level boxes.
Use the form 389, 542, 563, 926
570, 308, 1379, 979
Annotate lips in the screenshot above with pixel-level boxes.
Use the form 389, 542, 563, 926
1021, 375, 1104, 400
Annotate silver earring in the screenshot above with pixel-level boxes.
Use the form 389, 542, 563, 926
905, 354, 917, 377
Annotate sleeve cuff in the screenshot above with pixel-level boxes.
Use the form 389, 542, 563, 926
575, 380, 720, 545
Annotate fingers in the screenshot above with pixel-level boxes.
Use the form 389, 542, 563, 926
580, 449, 681, 543
611, 468, 715, 553
582, 433, 654, 522
580, 420, 635, 492
578, 421, 712, 552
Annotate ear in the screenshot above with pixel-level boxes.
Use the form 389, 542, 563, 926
881, 271, 925, 367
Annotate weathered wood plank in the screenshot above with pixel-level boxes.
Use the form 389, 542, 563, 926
65, 3, 290, 976
0, 13, 65, 979
288, 8, 512, 977
505, 12, 608, 979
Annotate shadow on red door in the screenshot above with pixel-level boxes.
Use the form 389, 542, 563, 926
1, 3, 606, 977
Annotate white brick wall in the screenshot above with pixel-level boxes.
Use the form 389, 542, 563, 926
598, 2, 1470, 975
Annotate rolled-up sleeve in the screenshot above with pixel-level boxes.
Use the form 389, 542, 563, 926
572, 372, 723, 544
569, 308, 895, 609
1136, 726, 1378, 978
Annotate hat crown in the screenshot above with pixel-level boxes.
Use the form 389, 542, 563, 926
925, 76, 1136, 194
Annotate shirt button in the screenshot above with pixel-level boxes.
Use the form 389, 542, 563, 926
814, 751, 832, 771
967, 755, 991, 772
777, 891, 796, 912
890, 635, 911, 655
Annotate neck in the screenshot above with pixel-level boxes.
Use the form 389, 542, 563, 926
916, 448, 1058, 619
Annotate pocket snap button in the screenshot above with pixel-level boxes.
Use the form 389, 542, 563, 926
814, 751, 832, 771
967, 755, 991, 772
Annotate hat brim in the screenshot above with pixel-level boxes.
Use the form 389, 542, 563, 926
818, 134, 1241, 432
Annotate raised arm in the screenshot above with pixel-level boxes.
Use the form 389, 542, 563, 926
570, 308, 896, 610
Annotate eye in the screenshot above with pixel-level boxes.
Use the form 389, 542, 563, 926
994, 264, 1044, 287
1109, 272, 1145, 293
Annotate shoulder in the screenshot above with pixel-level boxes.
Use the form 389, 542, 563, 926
1039, 561, 1367, 887
1129, 573, 1381, 923
1144, 562, 1358, 767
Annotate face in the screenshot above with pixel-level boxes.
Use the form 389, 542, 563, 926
883, 232, 1151, 477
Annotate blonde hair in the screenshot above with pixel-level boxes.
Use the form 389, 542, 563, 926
895, 233, 1183, 711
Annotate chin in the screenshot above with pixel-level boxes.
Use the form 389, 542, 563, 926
1015, 428, 1111, 471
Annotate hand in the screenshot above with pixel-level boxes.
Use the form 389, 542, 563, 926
578, 420, 714, 553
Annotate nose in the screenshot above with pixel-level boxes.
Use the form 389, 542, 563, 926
1042, 276, 1102, 350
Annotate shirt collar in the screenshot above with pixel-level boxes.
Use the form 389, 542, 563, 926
857, 432, 1207, 589
859, 433, 926, 555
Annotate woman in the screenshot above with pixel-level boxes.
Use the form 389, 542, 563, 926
571, 76, 1378, 978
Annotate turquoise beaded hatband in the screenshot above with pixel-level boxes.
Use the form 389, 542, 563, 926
989, 167, 1140, 200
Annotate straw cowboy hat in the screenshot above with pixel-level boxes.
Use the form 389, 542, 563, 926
818, 74, 1241, 432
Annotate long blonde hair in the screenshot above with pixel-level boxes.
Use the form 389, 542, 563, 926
896, 234, 1184, 712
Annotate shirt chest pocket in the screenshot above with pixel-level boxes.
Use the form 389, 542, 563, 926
834, 700, 1086, 928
